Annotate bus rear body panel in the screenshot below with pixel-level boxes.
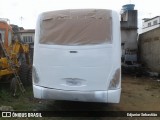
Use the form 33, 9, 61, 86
33, 9, 121, 103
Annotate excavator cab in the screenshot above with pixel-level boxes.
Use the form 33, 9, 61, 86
0, 20, 12, 49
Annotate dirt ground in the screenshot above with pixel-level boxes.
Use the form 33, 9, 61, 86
0, 74, 160, 119
115, 74, 160, 111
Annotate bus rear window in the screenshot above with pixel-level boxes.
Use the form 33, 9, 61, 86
39, 9, 112, 45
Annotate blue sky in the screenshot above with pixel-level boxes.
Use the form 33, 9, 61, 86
0, 0, 159, 33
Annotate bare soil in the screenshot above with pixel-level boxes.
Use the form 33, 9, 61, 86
0, 74, 160, 119
114, 74, 160, 111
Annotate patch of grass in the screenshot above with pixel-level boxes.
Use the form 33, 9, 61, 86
0, 89, 12, 101
0, 85, 42, 111
150, 81, 160, 89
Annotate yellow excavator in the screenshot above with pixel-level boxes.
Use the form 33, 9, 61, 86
0, 19, 31, 95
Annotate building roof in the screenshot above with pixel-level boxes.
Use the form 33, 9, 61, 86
19, 29, 35, 33
19, 27, 24, 30
143, 16, 160, 22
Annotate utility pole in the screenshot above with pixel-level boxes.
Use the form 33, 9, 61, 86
20, 16, 24, 26
149, 13, 152, 18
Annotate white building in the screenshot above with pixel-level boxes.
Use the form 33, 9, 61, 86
142, 16, 160, 33
18, 29, 35, 44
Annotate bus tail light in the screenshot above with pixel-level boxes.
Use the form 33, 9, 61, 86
32, 66, 40, 84
109, 68, 121, 90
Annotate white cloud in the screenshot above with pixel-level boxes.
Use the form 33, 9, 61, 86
0, 0, 160, 30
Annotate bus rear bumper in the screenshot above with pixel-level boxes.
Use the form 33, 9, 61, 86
33, 85, 121, 103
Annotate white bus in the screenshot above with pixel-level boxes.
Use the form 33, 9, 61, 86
33, 9, 121, 103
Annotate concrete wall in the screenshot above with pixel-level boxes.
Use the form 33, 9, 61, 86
121, 10, 138, 50
139, 27, 160, 72
121, 10, 138, 63
121, 10, 137, 29
121, 30, 138, 49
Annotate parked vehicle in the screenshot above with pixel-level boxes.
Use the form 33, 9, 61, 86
33, 9, 121, 103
